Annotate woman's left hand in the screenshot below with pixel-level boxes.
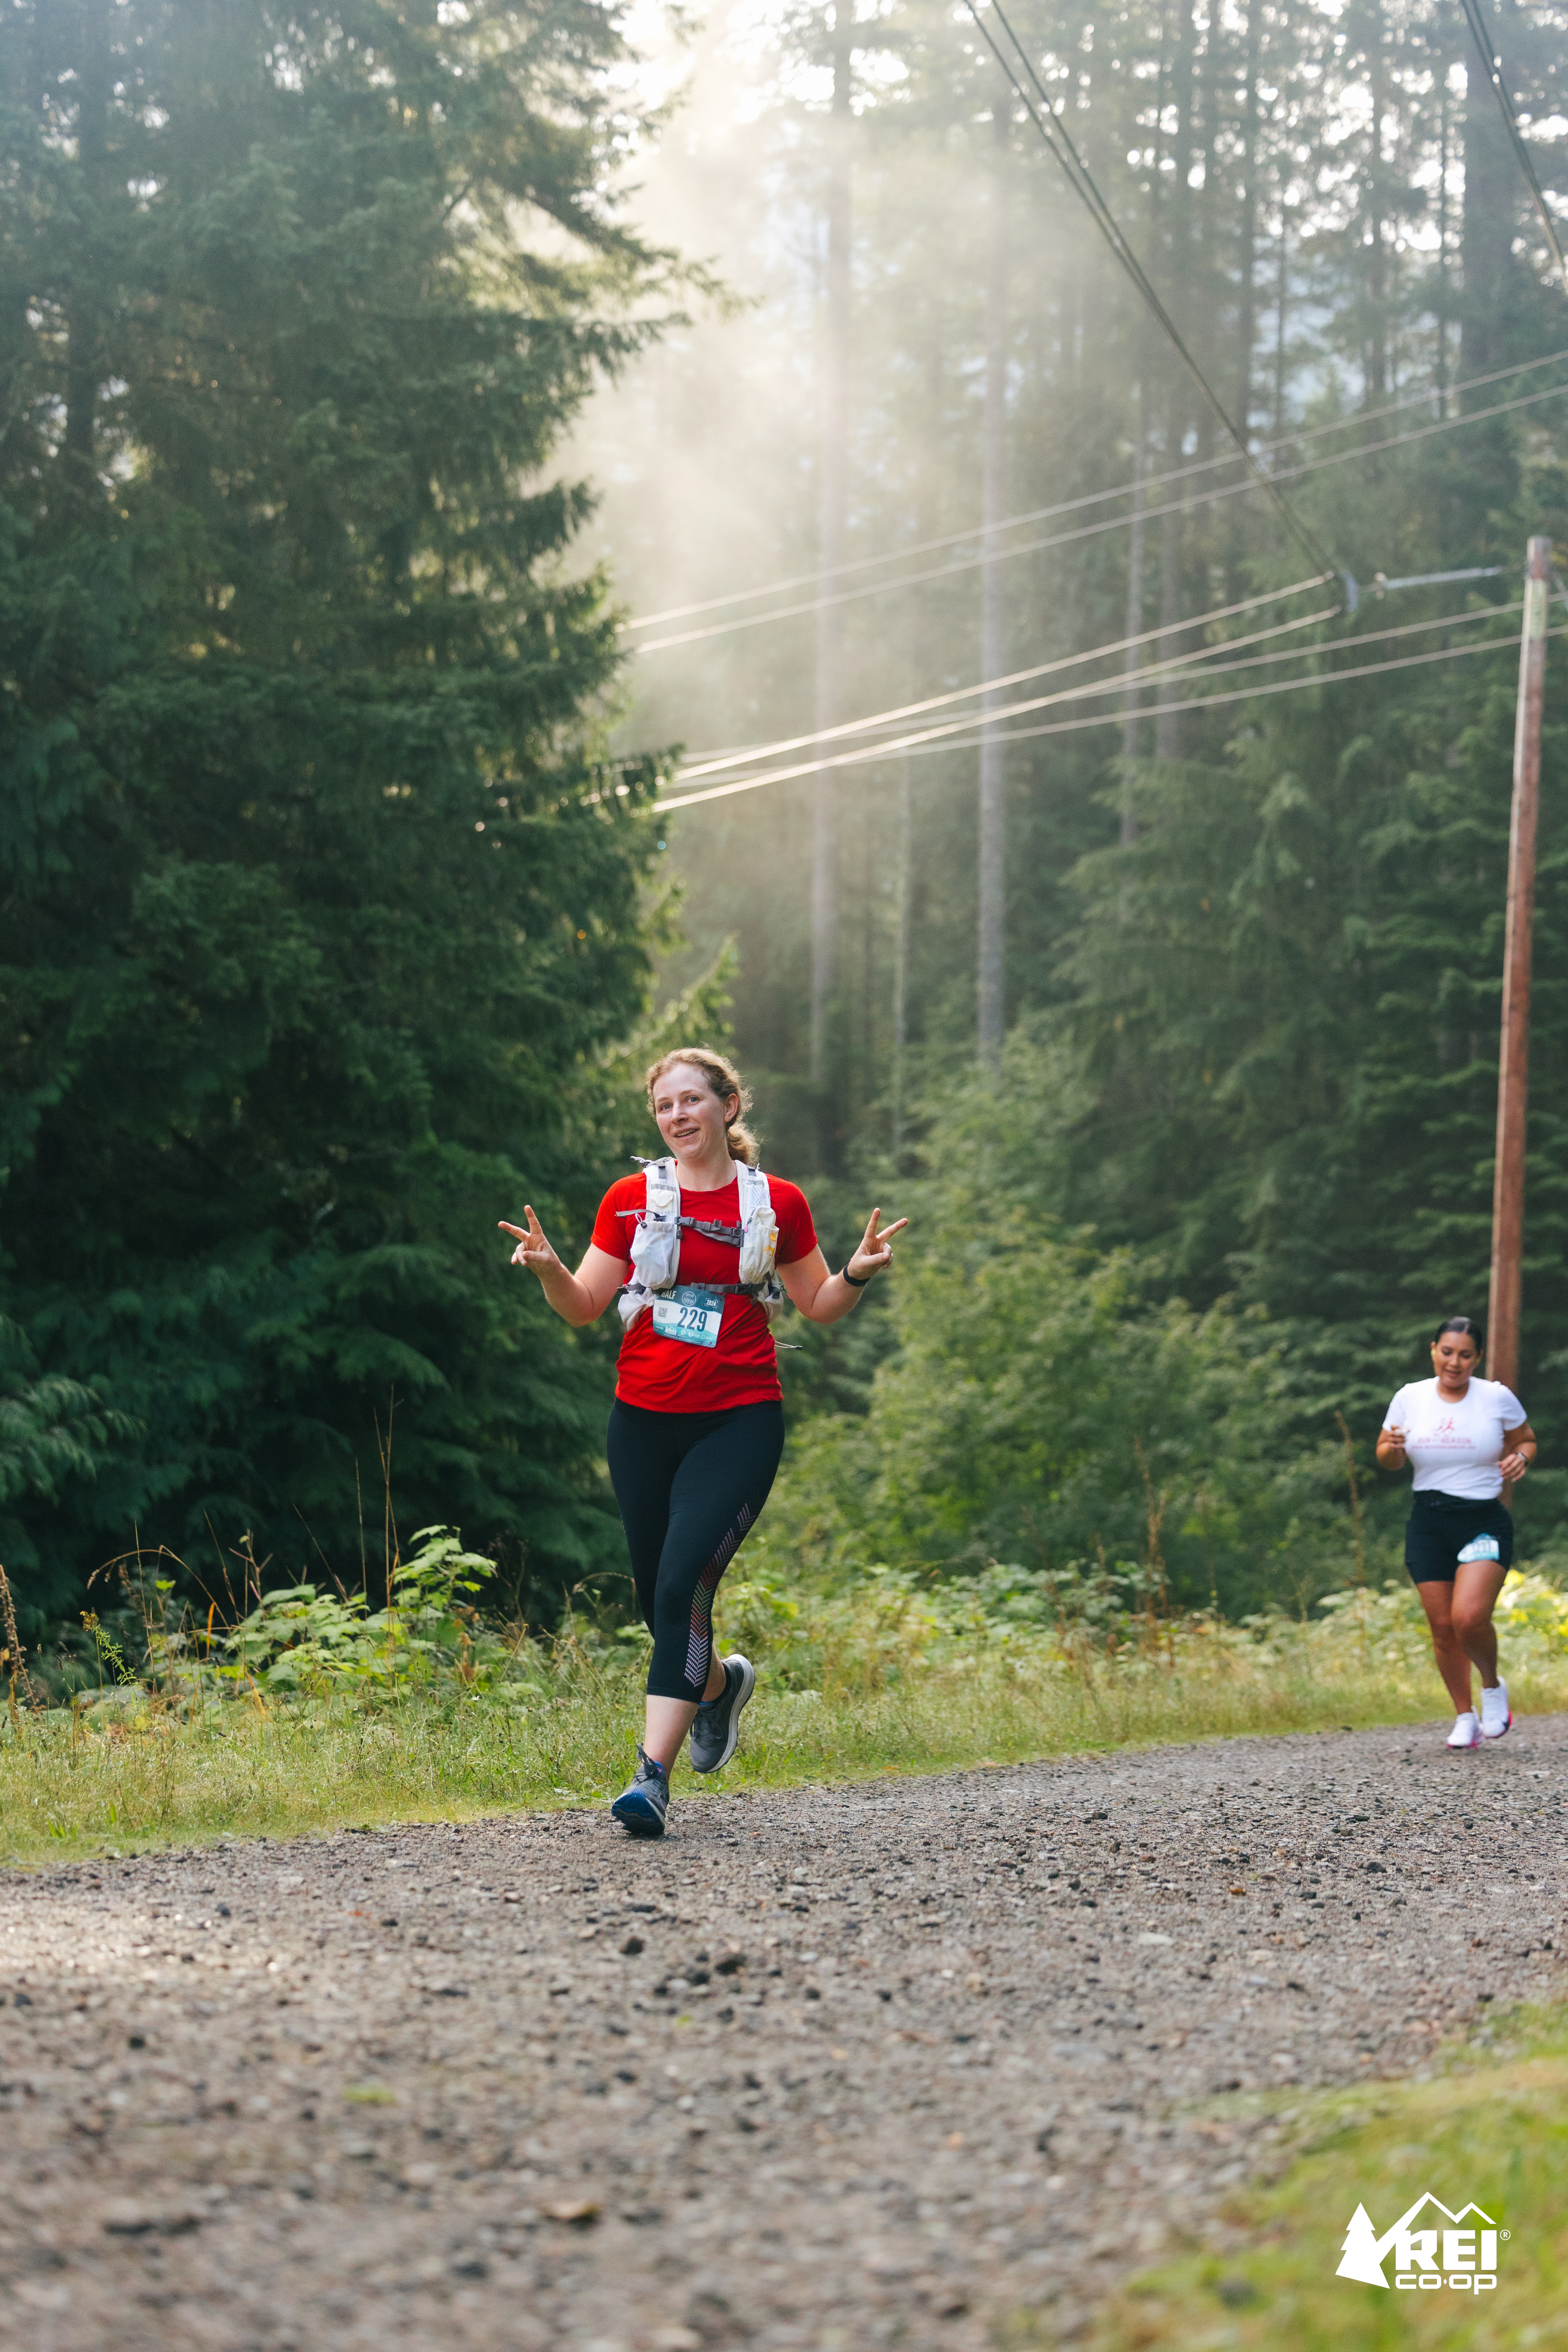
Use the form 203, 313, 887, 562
847, 1206, 909, 1283
1500, 1450, 1531, 1486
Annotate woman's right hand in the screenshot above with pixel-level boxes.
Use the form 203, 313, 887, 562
498, 1216, 627, 1329
499, 1206, 560, 1280
1376, 1424, 1408, 1469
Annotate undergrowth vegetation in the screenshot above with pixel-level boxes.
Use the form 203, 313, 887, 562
5, 1542, 1568, 1866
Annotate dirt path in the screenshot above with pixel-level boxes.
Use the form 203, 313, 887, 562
0, 1715, 1563, 2351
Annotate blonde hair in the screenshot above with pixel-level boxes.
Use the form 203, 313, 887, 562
645, 1046, 760, 1166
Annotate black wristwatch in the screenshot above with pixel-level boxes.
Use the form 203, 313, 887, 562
842, 1266, 871, 1288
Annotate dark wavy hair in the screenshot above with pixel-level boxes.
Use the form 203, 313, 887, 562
1432, 1314, 1484, 1351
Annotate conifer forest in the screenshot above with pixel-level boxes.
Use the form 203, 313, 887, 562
6, 0, 1568, 1656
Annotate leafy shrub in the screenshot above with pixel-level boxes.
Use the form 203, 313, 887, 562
756, 1157, 1353, 1616
220, 1528, 509, 1697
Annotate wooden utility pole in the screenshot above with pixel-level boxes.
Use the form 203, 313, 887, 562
1487, 533, 1551, 1388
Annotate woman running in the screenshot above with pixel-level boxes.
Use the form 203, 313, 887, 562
500, 1047, 905, 1838
1377, 1315, 1536, 1749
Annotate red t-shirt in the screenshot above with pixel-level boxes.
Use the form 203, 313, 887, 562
590, 1169, 818, 1412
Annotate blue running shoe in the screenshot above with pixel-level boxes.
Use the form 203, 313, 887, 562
611, 1746, 669, 1838
689, 1653, 756, 1776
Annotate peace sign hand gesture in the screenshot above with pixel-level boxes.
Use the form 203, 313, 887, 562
847, 1206, 909, 1284
498, 1206, 560, 1280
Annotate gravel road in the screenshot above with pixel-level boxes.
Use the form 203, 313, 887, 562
1, 1715, 1564, 2352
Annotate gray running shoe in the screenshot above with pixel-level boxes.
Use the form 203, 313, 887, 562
689, 1654, 756, 1775
611, 1746, 670, 1838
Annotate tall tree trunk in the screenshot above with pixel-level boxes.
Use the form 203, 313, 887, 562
1365, 3, 1388, 404
1193, 0, 1219, 467
1234, 0, 1260, 438
1154, 404, 1184, 760
891, 756, 912, 1170
1121, 380, 1147, 812
1274, 200, 1289, 439
1155, 0, 1196, 762
1437, 76, 1451, 416
61, 0, 111, 513
811, 6, 853, 1096
1461, 48, 1514, 383
1228, 0, 1261, 598
977, 102, 1009, 1067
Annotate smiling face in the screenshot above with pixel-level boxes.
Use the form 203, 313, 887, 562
651, 1061, 737, 1167
1431, 1326, 1480, 1392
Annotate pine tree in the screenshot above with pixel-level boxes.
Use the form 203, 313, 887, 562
0, 0, 680, 1631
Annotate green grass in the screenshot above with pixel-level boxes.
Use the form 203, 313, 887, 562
1084, 2012, 1568, 2352
6, 1623, 1568, 1867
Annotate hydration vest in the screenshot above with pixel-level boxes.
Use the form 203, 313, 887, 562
618, 1156, 785, 1329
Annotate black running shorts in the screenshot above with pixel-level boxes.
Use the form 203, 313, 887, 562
1404, 1489, 1513, 1586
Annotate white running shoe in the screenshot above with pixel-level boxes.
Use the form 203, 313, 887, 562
1446, 1710, 1482, 1749
1480, 1680, 1512, 1740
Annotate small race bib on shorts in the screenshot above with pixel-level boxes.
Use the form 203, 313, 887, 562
651, 1287, 724, 1350
1457, 1533, 1501, 1565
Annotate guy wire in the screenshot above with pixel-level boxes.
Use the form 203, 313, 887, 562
1458, 0, 1568, 291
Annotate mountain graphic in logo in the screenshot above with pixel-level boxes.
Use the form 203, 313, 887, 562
1337, 2195, 1498, 2288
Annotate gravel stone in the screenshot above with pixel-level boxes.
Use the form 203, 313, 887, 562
0, 1716, 1564, 2347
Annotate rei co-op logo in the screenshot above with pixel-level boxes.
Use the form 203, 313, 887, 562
1336, 2195, 1508, 2291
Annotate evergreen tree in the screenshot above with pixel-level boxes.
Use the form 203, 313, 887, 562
0, 0, 680, 1634
1055, 537, 1568, 1549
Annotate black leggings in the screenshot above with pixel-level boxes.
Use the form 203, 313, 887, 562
606, 1399, 785, 1701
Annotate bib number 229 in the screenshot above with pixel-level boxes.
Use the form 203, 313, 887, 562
651, 1289, 724, 1350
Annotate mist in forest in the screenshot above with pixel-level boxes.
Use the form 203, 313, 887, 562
10, 0, 1568, 1625
572, 0, 1568, 1184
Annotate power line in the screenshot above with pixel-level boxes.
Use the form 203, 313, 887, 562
654, 600, 1524, 811
1458, 0, 1568, 291
661, 622, 1550, 804
623, 341, 1568, 633
675, 576, 1331, 784
695, 602, 1337, 782
911, 622, 1567, 762
676, 603, 1339, 782
632, 374, 1568, 654
962, 0, 1340, 591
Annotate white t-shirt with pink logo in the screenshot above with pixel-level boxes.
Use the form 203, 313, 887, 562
1383, 1376, 1528, 1501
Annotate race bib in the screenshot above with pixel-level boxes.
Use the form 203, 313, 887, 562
651, 1287, 724, 1350
1457, 1533, 1501, 1565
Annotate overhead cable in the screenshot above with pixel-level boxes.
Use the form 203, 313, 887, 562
672, 603, 1338, 783
633, 376, 1567, 653
689, 604, 1342, 781
653, 601, 1522, 811
674, 575, 1331, 784
906, 624, 1567, 763
624, 341, 1568, 632
1458, 0, 1568, 291
960, 0, 1340, 591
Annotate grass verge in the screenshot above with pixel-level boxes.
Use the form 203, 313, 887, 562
5, 1639, 1568, 1867
1085, 2006, 1568, 2352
